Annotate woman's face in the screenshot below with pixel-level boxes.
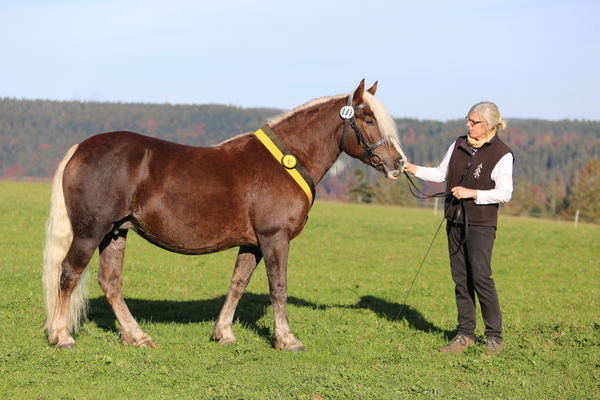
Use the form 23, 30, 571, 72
465, 112, 490, 140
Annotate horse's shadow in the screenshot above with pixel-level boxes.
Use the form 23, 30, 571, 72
88, 293, 319, 341
88, 293, 453, 343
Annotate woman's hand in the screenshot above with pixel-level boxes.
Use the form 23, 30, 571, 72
451, 186, 477, 200
403, 162, 418, 175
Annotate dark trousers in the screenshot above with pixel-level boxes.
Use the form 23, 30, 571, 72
446, 222, 503, 340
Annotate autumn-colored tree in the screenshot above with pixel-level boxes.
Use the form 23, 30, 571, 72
507, 178, 538, 215
568, 160, 600, 222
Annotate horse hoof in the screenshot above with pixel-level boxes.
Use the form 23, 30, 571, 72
218, 337, 236, 346
210, 334, 236, 345
273, 337, 305, 351
120, 331, 156, 348
134, 337, 156, 349
57, 341, 76, 349
137, 337, 157, 348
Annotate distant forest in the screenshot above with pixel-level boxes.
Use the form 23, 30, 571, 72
1, 98, 599, 222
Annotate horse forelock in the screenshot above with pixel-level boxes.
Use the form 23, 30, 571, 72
363, 92, 399, 142
363, 92, 407, 161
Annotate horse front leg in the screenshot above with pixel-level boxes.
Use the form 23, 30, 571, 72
261, 233, 304, 351
212, 246, 261, 345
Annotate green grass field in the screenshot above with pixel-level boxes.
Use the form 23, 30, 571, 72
0, 181, 598, 399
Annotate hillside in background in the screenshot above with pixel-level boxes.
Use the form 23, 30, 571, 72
0, 98, 280, 177
1, 98, 599, 221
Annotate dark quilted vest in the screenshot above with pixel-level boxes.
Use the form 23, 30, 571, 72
444, 135, 512, 226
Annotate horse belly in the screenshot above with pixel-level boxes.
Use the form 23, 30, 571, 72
131, 184, 256, 255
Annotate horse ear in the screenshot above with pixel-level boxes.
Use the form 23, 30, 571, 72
352, 79, 365, 104
367, 81, 378, 95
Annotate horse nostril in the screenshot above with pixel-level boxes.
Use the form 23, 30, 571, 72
391, 170, 400, 178
394, 159, 404, 170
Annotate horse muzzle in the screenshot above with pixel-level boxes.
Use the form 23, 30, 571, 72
384, 155, 406, 179
382, 163, 401, 180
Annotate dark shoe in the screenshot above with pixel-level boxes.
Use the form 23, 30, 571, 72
486, 337, 504, 355
439, 334, 475, 353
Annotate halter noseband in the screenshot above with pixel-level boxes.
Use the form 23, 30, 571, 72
338, 95, 391, 168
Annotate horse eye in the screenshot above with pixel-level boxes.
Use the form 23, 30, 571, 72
366, 120, 376, 126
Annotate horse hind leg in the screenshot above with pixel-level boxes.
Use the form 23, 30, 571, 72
46, 237, 97, 348
212, 246, 262, 345
98, 229, 156, 348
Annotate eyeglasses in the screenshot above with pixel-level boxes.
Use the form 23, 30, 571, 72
465, 117, 486, 126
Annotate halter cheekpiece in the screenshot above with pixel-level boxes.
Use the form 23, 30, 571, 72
338, 95, 389, 168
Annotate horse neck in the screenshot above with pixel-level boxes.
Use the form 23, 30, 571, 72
270, 98, 345, 184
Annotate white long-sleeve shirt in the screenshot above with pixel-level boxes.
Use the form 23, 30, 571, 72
415, 141, 513, 205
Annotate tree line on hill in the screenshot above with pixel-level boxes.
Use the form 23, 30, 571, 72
1, 97, 599, 222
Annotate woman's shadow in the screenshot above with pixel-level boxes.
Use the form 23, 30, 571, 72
350, 295, 454, 339
88, 293, 453, 343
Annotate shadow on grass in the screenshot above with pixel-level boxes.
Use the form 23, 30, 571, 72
349, 295, 454, 339
88, 293, 451, 344
88, 293, 319, 343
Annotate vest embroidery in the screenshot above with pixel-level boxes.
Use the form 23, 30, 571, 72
473, 163, 483, 179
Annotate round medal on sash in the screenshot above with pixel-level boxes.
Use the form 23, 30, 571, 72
282, 154, 297, 169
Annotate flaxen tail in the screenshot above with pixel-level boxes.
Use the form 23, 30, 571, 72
43, 144, 89, 334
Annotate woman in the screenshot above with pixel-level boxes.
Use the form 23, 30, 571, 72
404, 102, 513, 355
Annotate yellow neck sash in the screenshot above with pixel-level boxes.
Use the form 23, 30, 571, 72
253, 125, 315, 206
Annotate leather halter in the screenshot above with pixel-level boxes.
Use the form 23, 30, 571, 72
338, 95, 393, 168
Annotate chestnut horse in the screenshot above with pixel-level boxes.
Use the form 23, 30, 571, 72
43, 80, 406, 350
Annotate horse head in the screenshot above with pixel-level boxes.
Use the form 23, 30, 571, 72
339, 79, 407, 179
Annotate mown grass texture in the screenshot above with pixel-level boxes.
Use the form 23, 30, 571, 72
0, 181, 598, 399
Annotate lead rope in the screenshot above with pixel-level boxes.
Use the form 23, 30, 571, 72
396, 208, 447, 321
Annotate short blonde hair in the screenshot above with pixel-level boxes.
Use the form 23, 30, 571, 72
468, 102, 507, 132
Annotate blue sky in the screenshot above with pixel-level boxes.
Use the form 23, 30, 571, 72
1, 0, 599, 120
